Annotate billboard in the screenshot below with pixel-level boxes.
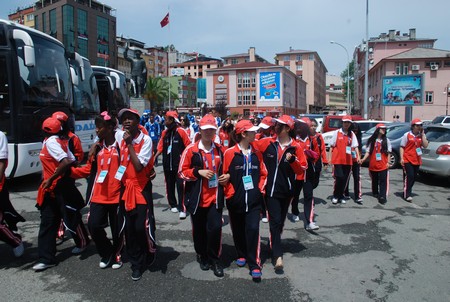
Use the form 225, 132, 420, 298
259, 72, 280, 101
170, 68, 185, 76
382, 74, 423, 106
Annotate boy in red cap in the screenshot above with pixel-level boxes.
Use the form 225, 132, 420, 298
399, 118, 428, 202
155, 111, 191, 218
178, 114, 229, 278
223, 119, 267, 281
116, 108, 156, 281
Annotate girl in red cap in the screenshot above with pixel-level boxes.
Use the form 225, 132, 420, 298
309, 118, 328, 189
254, 115, 307, 272
399, 119, 428, 202
223, 119, 267, 281
344, 122, 363, 204
70, 111, 125, 269
361, 124, 392, 204
34, 117, 89, 271
178, 114, 229, 278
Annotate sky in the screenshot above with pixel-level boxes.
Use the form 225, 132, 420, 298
2, 0, 449, 77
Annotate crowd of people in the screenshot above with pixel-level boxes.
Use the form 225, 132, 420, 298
0, 108, 429, 282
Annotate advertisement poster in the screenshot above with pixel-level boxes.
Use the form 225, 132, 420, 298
382, 75, 423, 106
259, 72, 280, 101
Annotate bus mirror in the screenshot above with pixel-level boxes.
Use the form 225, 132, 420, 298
70, 66, 79, 86
74, 52, 85, 81
107, 76, 114, 91
90, 75, 96, 94
110, 71, 120, 89
13, 29, 35, 67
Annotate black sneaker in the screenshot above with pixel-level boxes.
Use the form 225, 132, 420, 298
379, 197, 387, 205
197, 255, 209, 271
131, 269, 142, 281
211, 262, 224, 278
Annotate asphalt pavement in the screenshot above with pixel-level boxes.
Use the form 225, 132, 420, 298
1, 164, 449, 302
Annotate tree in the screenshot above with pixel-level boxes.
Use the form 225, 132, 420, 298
143, 77, 177, 111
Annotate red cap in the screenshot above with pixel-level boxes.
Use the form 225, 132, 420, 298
42, 117, 62, 134
165, 111, 178, 120
259, 116, 273, 129
118, 108, 140, 120
342, 115, 352, 122
410, 118, 423, 125
52, 111, 68, 122
199, 114, 217, 130
376, 123, 387, 129
274, 115, 295, 130
235, 120, 259, 134
299, 117, 312, 127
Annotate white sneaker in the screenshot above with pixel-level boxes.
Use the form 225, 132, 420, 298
170, 207, 179, 213
112, 260, 123, 270
13, 242, 24, 257
332, 198, 338, 204
406, 196, 413, 202
356, 198, 364, 204
179, 212, 187, 219
261, 217, 269, 223
33, 262, 56, 271
292, 215, 300, 222
341, 199, 346, 204
306, 222, 319, 231
99, 255, 112, 269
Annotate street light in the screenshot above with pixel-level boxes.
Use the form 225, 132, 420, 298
364, 0, 369, 119
330, 41, 351, 113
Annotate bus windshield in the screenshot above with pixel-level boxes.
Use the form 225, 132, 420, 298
19, 35, 71, 108
70, 57, 99, 116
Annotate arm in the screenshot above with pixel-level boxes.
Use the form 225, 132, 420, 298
421, 131, 429, 148
222, 149, 235, 199
178, 146, 198, 181
286, 145, 308, 174
41, 158, 73, 189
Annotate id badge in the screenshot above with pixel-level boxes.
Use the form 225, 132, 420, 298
114, 165, 126, 181
224, 140, 229, 147
376, 153, 382, 161
416, 147, 422, 156
150, 131, 155, 137
242, 175, 254, 191
346, 146, 352, 154
351, 151, 357, 159
97, 170, 108, 183
167, 145, 172, 154
208, 173, 218, 188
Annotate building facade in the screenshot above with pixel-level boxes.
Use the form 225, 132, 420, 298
326, 74, 347, 113
170, 55, 223, 79
222, 47, 269, 66
354, 28, 450, 121
275, 49, 327, 113
7, 6, 35, 27
30, 0, 117, 68
206, 62, 307, 117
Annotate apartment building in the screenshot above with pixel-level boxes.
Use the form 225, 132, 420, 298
206, 61, 307, 117
354, 29, 450, 121
275, 49, 327, 113
222, 47, 269, 66
170, 55, 223, 79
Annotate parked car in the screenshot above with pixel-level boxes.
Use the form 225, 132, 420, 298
419, 125, 450, 178
361, 124, 411, 168
321, 115, 364, 133
430, 115, 450, 125
362, 123, 409, 144
354, 120, 392, 134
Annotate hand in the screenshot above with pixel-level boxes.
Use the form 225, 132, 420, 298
400, 159, 405, 167
218, 173, 230, 185
199, 169, 214, 180
41, 179, 52, 190
123, 130, 133, 145
285, 153, 292, 161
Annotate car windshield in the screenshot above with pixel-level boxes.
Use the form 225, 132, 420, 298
431, 116, 444, 124
387, 126, 410, 139
424, 127, 450, 142
364, 126, 377, 136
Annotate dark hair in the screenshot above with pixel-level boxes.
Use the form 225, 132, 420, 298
180, 114, 190, 127
349, 123, 362, 152
294, 120, 309, 140
366, 128, 388, 154
95, 113, 117, 129
231, 130, 242, 144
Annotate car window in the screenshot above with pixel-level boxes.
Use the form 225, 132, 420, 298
443, 117, 450, 124
329, 118, 342, 128
425, 128, 450, 142
387, 126, 410, 139
431, 116, 444, 124
365, 126, 376, 136
358, 122, 377, 132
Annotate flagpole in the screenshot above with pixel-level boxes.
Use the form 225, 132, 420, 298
168, 6, 171, 110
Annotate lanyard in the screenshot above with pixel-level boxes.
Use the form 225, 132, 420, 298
412, 133, 421, 148
99, 144, 116, 170
343, 132, 352, 146
203, 148, 216, 172
375, 140, 382, 154
119, 140, 131, 166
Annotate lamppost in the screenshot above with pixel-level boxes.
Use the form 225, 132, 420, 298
364, 0, 369, 119
330, 41, 351, 113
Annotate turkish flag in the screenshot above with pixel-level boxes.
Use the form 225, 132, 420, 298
160, 13, 169, 28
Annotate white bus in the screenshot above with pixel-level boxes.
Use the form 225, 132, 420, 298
0, 19, 74, 178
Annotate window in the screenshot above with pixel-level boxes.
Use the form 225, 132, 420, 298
237, 73, 242, 88
231, 58, 238, 65
308, 54, 314, 60
77, 9, 88, 57
395, 63, 409, 75
62, 5, 74, 53
283, 55, 290, 61
296, 54, 302, 61
49, 9, 56, 36
425, 91, 433, 104
251, 73, 256, 87
296, 65, 303, 71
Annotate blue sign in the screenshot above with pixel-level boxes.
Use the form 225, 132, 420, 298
382, 75, 423, 106
259, 72, 280, 102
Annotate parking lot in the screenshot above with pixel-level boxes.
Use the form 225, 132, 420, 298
0, 163, 449, 301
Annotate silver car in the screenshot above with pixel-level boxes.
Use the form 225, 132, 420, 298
420, 125, 450, 178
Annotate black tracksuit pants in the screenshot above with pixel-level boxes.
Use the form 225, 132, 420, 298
267, 196, 292, 259
228, 208, 261, 271
369, 169, 389, 200
163, 169, 183, 210
333, 164, 352, 200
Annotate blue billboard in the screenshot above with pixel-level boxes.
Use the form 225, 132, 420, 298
259, 72, 281, 102
382, 74, 423, 106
